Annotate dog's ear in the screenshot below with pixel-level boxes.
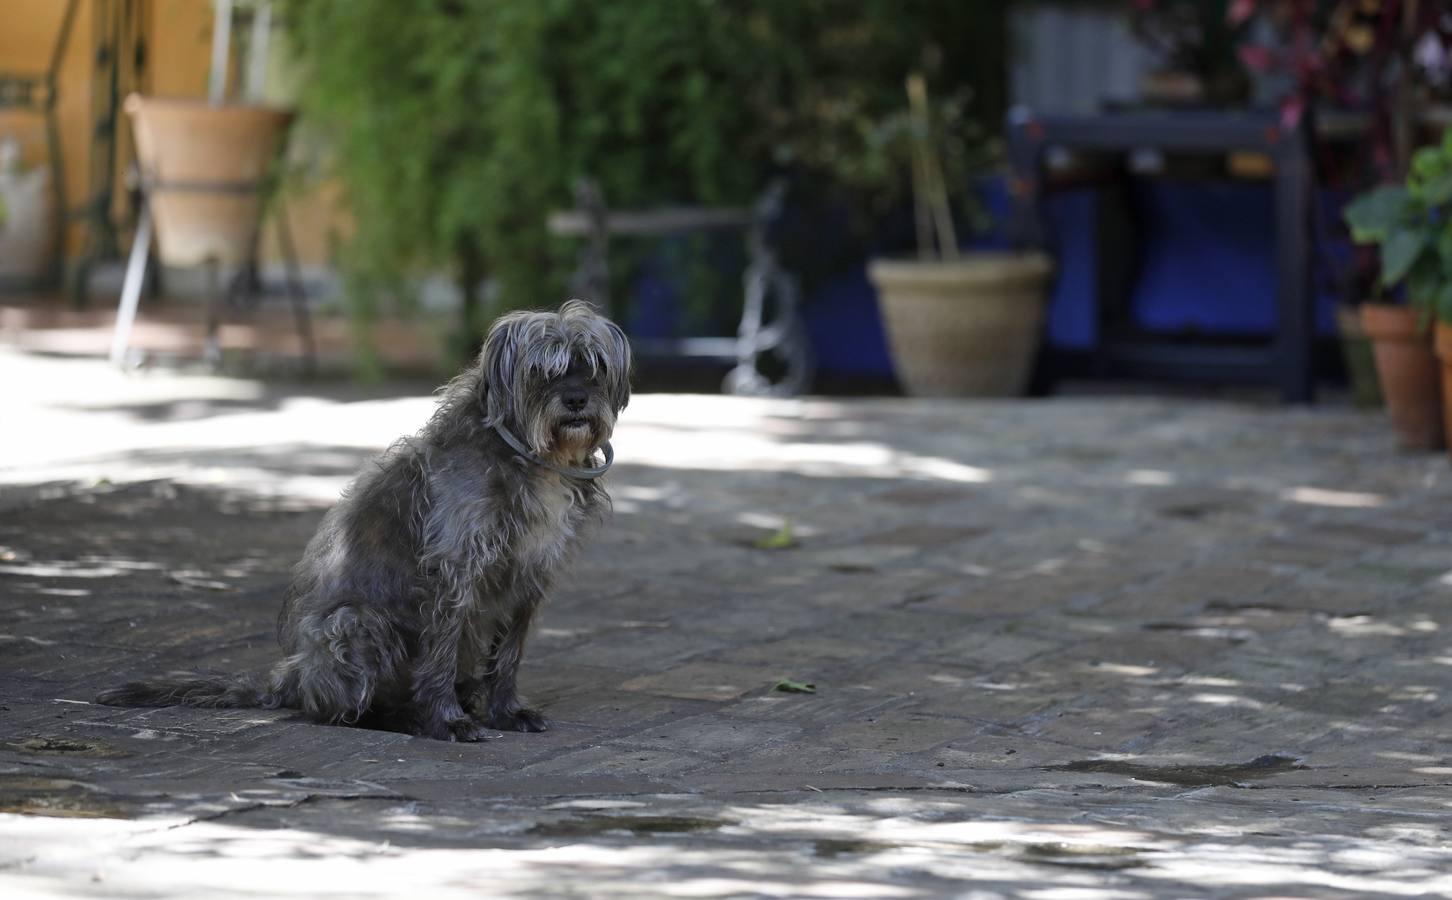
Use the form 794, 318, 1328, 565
602, 319, 632, 414
479, 312, 525, 427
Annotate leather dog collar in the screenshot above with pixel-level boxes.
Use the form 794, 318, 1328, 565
493, 423, 614, 480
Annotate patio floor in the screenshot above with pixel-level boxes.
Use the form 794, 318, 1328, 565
2, 347, 1451, 898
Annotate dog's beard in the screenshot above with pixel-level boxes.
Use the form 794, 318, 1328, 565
523, 400, 614, 463
553, 421, 599, 458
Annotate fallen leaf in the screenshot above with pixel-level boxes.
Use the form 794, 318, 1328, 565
754, 520, 797, 551
773, 679, 816, 694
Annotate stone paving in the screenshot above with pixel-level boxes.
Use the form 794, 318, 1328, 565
2, 347, 1452, 898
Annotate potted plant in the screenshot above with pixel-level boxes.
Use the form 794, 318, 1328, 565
129, 0, 292, 270
1344, 127, 1452, 453
865, 75, 1052, 397
1231, 0, 1450, 418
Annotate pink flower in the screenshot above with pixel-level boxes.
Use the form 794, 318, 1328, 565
1227, 0, 1260, 27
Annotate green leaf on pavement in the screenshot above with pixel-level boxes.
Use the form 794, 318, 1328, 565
754, 520, 797, 550
773, 679, 817, 694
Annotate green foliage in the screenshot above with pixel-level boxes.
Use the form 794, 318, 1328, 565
284, 0, 562, 358
1344, 128, 1452, 323
282, 1, 1007, 355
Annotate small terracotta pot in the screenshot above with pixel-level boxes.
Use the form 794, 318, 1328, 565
1360, 304, 1444, 451
1434, 322, 1452, 458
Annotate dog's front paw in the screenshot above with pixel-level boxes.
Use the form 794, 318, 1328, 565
446, 717, 502, 743
413, 713, 500, 743
485, 707, 549, 733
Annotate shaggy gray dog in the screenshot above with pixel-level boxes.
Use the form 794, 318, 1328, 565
98, 299, 630, 741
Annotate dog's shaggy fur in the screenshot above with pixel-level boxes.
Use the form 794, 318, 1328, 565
97, 300, 630, 741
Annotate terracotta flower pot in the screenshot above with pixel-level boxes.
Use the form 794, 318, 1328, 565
1360, 303, 1444, 452
1435, 322, 1452, 459
868, 252, 1054, 398
126, 95, 294, 268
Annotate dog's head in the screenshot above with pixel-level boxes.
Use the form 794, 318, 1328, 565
479, 299, 631, 462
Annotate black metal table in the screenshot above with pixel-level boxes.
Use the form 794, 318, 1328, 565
1007, 110, 1316, 403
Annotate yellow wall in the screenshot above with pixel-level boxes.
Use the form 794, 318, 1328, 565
0, 0, 339, 271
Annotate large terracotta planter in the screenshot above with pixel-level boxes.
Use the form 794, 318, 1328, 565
868, 252, 1054, 397
1360, 303, 1443, 451
126, 95, 293, 267
1435, 322, 1452, 459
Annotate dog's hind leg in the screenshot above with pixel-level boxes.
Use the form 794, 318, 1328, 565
286, 605, 403, 727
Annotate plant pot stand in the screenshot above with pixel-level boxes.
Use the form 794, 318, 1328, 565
109, 176, 315, 374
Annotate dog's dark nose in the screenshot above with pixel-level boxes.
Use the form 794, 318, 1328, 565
562, 388, 588, 412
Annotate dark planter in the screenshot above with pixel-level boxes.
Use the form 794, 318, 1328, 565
1434, 322, 1452, 461
1335, 305, 1382, 409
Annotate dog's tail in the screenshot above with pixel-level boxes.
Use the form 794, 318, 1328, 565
96, 672, 285, 710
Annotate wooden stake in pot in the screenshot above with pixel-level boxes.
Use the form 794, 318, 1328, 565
905, 74, 959, 262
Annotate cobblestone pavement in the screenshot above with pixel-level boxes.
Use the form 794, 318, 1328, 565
2, 348, 1452, 898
